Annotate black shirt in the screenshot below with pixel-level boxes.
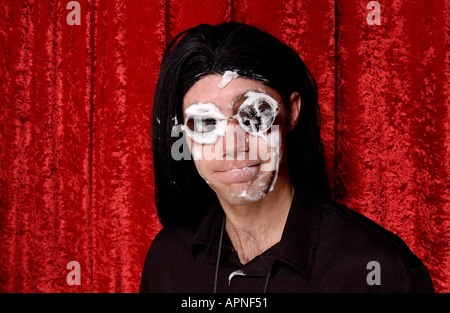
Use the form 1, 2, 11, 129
140, 187, 434, 293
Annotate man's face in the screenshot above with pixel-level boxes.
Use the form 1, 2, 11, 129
182, 74, 288, 206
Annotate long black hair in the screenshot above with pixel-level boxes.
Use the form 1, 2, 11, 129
152, 22, 330, 227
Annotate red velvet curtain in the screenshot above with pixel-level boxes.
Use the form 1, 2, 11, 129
0, 0, 448, 293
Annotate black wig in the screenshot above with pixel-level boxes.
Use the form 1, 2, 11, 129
152, 22, 330, 227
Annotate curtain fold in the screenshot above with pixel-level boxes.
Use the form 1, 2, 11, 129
0, 0, 448, 292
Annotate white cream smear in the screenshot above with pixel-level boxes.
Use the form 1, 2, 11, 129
261, 127, 281, 192
183, 102, 227, 144
237, 131, 281, 201
227, 166, 259, 178
237, 91, 279, 135
218, 70, 239, 89
238, 92, 281, 196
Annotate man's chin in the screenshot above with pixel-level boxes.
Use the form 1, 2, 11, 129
215, 182, 272, 205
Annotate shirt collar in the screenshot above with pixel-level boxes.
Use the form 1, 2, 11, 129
190, 185, 322, 280
190, 200, 224, 264
272, 186, 322, 280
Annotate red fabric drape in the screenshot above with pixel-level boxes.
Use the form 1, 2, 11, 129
0, 0, 448, 292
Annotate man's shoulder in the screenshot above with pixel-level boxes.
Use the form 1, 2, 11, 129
142, 225, 197, 273
316, 199, 434, 292
319, 199, 425, 269
148, 225, 197, 254
140, 225, 199, 292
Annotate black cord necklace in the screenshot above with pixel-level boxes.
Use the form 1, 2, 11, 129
213, 214, 272, 293
213, 214, 225, 293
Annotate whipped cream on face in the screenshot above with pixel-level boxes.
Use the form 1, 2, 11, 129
171, 115, 179, 136
234, 124, 282, 201
240, 91, 281, 192
184, 102, 225, 119
237, 91, 279, 135
183, 91, 279, 144
261, 125, 281, 192
218, 71, 239, 89
237, 189, 261, 201
183, 102, 227, 144
228, 166, 257, 173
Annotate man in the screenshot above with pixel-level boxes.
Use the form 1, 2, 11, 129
140, 22, 434, 293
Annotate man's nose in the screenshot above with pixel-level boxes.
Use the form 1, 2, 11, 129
222, 123, 249, 159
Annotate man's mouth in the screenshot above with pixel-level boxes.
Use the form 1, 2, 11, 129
213, 164, 260, 184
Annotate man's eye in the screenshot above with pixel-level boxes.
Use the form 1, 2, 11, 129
238, 99, 275, 132
187, 118, 217, 133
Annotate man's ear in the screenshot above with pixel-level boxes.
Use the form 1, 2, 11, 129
287, 92, 301, 132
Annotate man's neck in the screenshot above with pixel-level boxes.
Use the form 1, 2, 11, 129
219, 168, 294, 264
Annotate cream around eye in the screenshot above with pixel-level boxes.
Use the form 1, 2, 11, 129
184, 102, 226, 120
240, 92, 281, 193
237, 91, 279, 134
183, 92, 280, 145
183, 102, 227, 144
